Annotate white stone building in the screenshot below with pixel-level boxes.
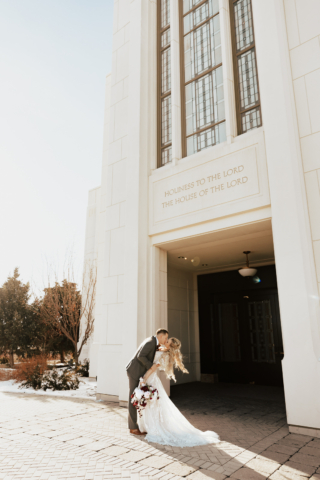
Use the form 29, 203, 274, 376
81, 0, 320, 436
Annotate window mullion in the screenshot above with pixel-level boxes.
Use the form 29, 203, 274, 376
229, 0, 262, 135
158, 0, 172, 167
219, 0, 237, 141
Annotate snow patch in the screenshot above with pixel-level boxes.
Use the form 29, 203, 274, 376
0, 377, 97, 399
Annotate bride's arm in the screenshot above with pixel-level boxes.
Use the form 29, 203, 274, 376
142, 363, 159, 383
158, 352, 169, 371
140, 363, 160, 385
141, 349, 169, 384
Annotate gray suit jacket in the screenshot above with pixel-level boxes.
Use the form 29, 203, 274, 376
126, 336, 157, 381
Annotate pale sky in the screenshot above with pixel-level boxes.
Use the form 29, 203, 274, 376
0, 0, 113, 291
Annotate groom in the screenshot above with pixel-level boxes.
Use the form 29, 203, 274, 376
126, 328, 169, 435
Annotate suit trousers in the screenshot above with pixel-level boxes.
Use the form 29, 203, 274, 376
127, 374, 139, 430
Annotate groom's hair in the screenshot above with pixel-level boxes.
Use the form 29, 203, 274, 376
156, 328, 168, 335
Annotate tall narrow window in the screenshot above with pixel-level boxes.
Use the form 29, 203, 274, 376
158, 0, 172, 167
248, 301, 275, 363
181, 0, 226, 157
230, 0, 262, 134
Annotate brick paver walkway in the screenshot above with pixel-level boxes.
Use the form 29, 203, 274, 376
0, 382, 319, 480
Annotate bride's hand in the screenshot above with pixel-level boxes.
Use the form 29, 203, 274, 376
139, 377, 146, 387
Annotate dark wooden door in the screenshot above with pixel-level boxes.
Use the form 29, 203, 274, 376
211, 289, 284, 386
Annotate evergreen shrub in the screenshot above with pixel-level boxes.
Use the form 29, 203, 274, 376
42, 368, 80, 391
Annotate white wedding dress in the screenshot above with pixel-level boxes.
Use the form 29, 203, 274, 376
137, 351, 220, 447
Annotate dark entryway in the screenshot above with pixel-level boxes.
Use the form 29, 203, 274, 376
198, 265, 284, 386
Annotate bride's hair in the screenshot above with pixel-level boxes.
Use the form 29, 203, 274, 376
164, 337, 188, 382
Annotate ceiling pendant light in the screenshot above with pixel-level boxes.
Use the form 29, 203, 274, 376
238, 251, 257, 277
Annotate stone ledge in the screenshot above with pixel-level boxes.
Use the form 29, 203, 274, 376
289, 425, 320, 438
96, 393, 119, 403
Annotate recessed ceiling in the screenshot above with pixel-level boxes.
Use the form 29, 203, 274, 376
164, 219, 274, 273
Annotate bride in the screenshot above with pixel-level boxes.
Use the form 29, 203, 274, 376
137, 337, 220, 447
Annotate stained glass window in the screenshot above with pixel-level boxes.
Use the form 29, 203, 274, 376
182, 0, 226, 157
159, 0, 172, 166
231, 0, 262, 134
218, 303, 241, 362
248, 301, 275, 363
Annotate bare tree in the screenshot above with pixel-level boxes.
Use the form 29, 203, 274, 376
39, 261, 96, 366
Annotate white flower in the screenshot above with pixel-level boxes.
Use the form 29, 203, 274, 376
135, 388, 144, 400
144, 392, 150, 399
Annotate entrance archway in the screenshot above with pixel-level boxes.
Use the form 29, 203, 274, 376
160, 219, 285, 389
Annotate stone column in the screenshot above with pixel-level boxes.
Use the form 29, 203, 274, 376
252, 0, 320, 432
151, 246, 170, 395
118, 0, 158, 404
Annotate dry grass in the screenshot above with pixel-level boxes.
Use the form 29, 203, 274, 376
13, 355, 48, 383
0, 355, 48, 384
0, 368, 16, 381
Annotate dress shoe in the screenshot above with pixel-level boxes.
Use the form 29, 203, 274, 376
130, 429, 146, 435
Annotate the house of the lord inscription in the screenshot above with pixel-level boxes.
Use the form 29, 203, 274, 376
153, 147, 260, 223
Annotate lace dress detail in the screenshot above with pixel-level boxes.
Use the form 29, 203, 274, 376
158, 350, 170, 372
137, 351, 220, 447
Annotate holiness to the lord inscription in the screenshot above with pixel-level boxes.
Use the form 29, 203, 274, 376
153, 148, 260, 223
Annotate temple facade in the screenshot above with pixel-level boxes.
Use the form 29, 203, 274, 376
81, 0, 320, 436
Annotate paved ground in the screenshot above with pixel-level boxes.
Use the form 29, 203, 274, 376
0, 382, 319, 480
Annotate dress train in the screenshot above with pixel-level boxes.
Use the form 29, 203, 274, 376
137, 351, 220, 447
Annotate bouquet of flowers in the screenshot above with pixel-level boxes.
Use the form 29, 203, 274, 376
131, 378, 159, 417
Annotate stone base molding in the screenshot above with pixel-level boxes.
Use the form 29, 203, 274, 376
96, 393, 119, 403
289, 424, 320, 438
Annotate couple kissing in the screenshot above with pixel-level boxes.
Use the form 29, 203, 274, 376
125, 328, 220, 447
